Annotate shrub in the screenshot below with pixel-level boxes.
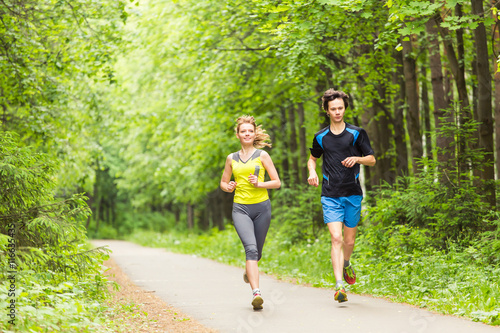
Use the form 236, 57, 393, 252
271, 184, 323, 243
0, 131, 110, 331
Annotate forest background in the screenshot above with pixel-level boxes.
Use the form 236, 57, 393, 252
1, 0, 500, 331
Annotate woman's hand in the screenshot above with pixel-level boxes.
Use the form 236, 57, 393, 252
248, 173, 259, 187
226, 181, 237, 192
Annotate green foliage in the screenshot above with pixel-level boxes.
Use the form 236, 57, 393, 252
108, 0, 299, 208
88, 205, 187, 239
85, 0, 498, 231
0, 0, 128, 193
365, 172, 492, 248
474, 210, 500, 264
365, 114, 497, 250
0, 270, 110, 332
0, 131, 101, 277
271, 184, 323, 243
127, 228, 244, 267
0, 131, 113, 331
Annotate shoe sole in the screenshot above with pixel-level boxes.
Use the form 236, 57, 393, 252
334, 291, 348, 303
344, 277, 356, 285
243, 272, 249, 284
343, 270, 356, 285
252, 296, 264, 310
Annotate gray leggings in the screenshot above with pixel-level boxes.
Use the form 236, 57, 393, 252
232, 200, 271, 261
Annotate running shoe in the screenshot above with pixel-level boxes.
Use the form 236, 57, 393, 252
343, 264, 356, 285
334, 287, 348, 303
252, 291, 264, 310
243, 272, 249, 284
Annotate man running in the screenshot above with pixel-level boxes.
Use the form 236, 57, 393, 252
307, 89, 376, 303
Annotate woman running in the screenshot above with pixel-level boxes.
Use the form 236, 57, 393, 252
220, 115, 281, 310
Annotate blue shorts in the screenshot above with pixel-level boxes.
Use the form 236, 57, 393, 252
321, 195, 362, 228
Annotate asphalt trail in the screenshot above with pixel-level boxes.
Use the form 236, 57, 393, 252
92, 239, 500, 333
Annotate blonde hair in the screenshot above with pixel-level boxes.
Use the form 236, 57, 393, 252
234, 115, 272, 149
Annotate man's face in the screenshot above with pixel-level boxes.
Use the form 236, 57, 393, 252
326, 98, 345, 123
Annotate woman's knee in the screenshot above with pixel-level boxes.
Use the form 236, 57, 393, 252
245, 246, 259, 261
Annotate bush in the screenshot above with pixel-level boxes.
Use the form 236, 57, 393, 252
365, 161, 495, 249
271, 184, 323, 243
0, 131, 111, 331
474, 210, 500, 264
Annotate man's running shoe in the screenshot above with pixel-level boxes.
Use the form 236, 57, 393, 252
343, 264, 356, 285
252, 291, 264, 310
243, 272, 249, 284
334, 287, 348, 303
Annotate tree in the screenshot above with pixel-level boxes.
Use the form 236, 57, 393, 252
471, 0, 495, 206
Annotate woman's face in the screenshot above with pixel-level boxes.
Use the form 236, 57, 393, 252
237, 123, 256, 145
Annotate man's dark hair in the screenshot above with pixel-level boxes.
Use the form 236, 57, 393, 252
322, 89, 349, 111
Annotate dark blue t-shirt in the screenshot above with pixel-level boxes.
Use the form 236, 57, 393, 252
309, 123, 374, 198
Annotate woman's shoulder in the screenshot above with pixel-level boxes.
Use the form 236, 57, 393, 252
257, 149, 271, 159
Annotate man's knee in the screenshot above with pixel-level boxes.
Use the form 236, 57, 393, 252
344, 238, 355, 248
330, 233, 343, 246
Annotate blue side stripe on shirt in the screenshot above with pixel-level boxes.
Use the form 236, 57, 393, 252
345, 127, 359, 146
317, 129, 329, 149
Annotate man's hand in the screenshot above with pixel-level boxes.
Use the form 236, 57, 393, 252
341, 156, 359, 168
308, 171, 319, 187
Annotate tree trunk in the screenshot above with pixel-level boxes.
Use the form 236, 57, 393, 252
402, 37, 423, 174
472, 54, 479, 123
187, 202, 194, 229
361, 109, 374, 192
421, 65, 433, 158
221, 191, 233, 225
436, 10, 471, 177
425, 16, 454, 167
280, 107, 290, 184
471, 52, 483, 185
393, 49, 409, 178
213, 189, 225, 230
375, 85, 394, 184
287, 105, 300, 184
366, 103, 381, 187
297, 103, 308, 184
471, 0, 495, 206
436, 12, 470, 112
174, 205, 180, 224
494, 1, 500, 180
315, 79, 330, 130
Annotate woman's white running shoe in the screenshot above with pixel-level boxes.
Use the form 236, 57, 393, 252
252, 292, 264, 310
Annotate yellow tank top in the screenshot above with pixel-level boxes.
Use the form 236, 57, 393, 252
231, 150, 269, 204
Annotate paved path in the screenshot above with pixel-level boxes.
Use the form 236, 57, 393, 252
92, 240, 500, 333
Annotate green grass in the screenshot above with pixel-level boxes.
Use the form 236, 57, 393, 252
0, 272, 109, 332
126, 226, 500, 326
0, 246, 136, 333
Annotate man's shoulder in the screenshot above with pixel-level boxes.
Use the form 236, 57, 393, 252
314, 125, 330, 137
345, 123, 365, 132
